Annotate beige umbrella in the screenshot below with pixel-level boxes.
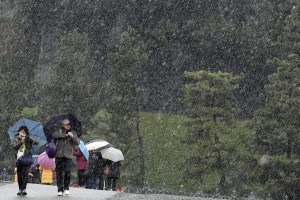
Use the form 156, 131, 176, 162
86, 140, 111, 151
100, 147, 124, 162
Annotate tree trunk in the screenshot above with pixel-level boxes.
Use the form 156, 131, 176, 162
213, 114, 226, 191
136, 96, 145, 188
287, 135, 292, 159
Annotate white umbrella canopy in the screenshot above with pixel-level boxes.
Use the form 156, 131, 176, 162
100, 147, 124, 162
86, 140, 111, 151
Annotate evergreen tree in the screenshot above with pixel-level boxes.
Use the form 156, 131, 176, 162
0, 3, 38, 163
253, 54, 300, 199
182, 70, 241, 193
105, 27, 148, 187
40, 29, 97, 126
89, 109, 112, 140
273, 0, 300, 56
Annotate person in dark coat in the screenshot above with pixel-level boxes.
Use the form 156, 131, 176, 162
106, 161, 121, 191
85, 150, 99, 189
73, 148, 88, 187
12, 126, 38, 196
96, 153, 110, 190
52, 118, 80, 196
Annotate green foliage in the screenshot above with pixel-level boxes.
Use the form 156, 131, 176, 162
0, 16, 35, 113
256, 54, 300, 156
140, 112, 188, 191
0, 6, 40, 163
105, 27, 148, 186
0, 1, 298, 197
107, 27, 148, 82
105, 26, 148, 144
20, 106, 42, 118
182, 70, 241, 193
149, 21, 179, 44
40, 29, 97, 124
274, 0, 300, 55
120, 112, 255, 195
88, 108, 120, 145
183, 70, 241, 126
253, 54, 300, 199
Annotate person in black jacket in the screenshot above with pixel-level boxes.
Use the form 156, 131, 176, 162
96, 153, 110, 190
106, 161, 121, 191
85, 150, 99, 189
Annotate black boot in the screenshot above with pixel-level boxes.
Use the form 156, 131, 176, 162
17, 190, 22, 195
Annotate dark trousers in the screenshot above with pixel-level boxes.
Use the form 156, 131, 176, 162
107, 178, 117, 191
77, 169, 85, 187
16, 163, 30, 190
85, 175, 96, 189
98, 174, 103, 190
55, 157, 72, 192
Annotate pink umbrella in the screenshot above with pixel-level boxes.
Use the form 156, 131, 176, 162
38, 151, 55, 169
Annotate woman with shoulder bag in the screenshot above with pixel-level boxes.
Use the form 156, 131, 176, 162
12, 126, 38, 196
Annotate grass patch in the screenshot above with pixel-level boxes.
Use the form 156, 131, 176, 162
140, 112, 188, 191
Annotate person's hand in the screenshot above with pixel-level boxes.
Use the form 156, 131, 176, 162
67, 132, 74, 138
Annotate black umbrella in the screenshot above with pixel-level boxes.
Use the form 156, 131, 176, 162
44, 114, 82, 138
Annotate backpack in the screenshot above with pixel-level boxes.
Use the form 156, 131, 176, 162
46, 137, 57, 159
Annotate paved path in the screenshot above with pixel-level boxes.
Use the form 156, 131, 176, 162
0, 182, 225, 200
0, 182, 116, 200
